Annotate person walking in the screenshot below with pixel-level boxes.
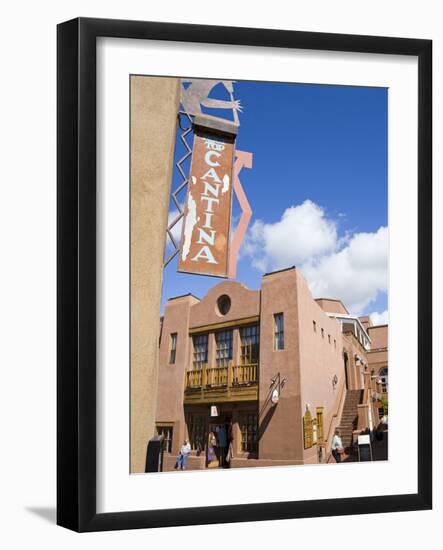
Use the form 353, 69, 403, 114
217, 424, 227, 467
175, 439, 191, 470
207, 431, 219, 468
331, 428, 344, 463
225, 421, 234, 467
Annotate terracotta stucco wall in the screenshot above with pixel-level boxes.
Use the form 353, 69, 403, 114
368, 325, 388, 350
130, 76, 180, 473
189, 281, 260, 329
343, 332, 368, 391
315, 298, 349, 315
258, 268, 303, 462
367, 349, 388, 376
359, 315, 372, 331
296, 271, 345, 462
156, 295, 199, 454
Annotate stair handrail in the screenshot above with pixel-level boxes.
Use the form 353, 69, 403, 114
323, 378, 347, 461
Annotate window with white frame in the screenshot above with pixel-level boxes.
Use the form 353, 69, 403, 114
169, 333, 177, 364
274, 313, 284, 351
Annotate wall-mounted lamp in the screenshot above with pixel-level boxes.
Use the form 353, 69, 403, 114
271, 389, 280, 404
269, 373, 287, 405
332, 374, 338, 390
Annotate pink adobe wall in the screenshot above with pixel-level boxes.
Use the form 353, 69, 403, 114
367, 326, 388, 377
296, 271, 345, 461
367, 349, 388, 377
359, 316, 372, 330
315, 298, 349, 315
156, 294, 198, 454
258, 268, 303, 463
367, 349, 388, 366
342, 331, 369, 391
368, 324, 388, 350
189, 281, 260, 329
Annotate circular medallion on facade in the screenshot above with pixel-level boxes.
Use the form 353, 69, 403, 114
216, 294, 231, 315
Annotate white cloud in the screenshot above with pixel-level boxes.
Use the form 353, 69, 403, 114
244, 200, 338, 271
302, 226, 388, 313
166, 210, 183, 246
370, 310, 389, 325
243, 200, 388, 315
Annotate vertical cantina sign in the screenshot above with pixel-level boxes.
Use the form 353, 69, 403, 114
178, 116, 237, 278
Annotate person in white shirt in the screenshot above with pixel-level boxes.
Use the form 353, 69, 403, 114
175, 440, 191, 470
331, 429, 344, 463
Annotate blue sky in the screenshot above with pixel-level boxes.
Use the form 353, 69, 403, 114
162, 80, 388, 321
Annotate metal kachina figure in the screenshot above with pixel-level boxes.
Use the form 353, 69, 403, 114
180, 79, 243, 125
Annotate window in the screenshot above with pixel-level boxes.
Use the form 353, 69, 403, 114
240, 325, 260, 364
313, 320, 317, 332
334, 339, 337, 349
321, 328, 324, 338
187, 414, 206, 453
328, 334, 331, 344
274, 313, 284, 350
215, 330, 233, 368
240, 413, 258, 453
169, 333, 177, 364
156, 425, 173, 453
316, 407, 324, 443
192, 334, 208, 369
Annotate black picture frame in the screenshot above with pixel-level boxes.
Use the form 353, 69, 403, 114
57, 17, 432, 532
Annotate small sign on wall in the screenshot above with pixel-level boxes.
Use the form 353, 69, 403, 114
210, 405, 218, 417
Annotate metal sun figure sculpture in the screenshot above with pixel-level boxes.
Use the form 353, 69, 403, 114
180, 79, 243, 125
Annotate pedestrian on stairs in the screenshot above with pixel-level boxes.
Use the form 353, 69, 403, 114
331, 428, 344, 463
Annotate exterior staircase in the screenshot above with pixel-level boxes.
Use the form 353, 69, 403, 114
338, 389, 363, 449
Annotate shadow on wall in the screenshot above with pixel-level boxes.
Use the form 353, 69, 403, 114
257, 375, 283, 447
258, 404, 277, 444
25, 507, 56, 524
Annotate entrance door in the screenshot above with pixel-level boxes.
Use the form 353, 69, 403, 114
207, 415, 231, 468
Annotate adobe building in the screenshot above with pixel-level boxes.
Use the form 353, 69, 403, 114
367, 324, 388, 394
155, 266, 388, 470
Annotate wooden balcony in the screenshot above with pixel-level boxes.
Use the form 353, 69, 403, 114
184, 363, 259, 404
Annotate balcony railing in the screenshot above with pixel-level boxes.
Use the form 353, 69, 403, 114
185, 363, 258, 388
184, 363, 259, 403
231, 363, 258, 385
